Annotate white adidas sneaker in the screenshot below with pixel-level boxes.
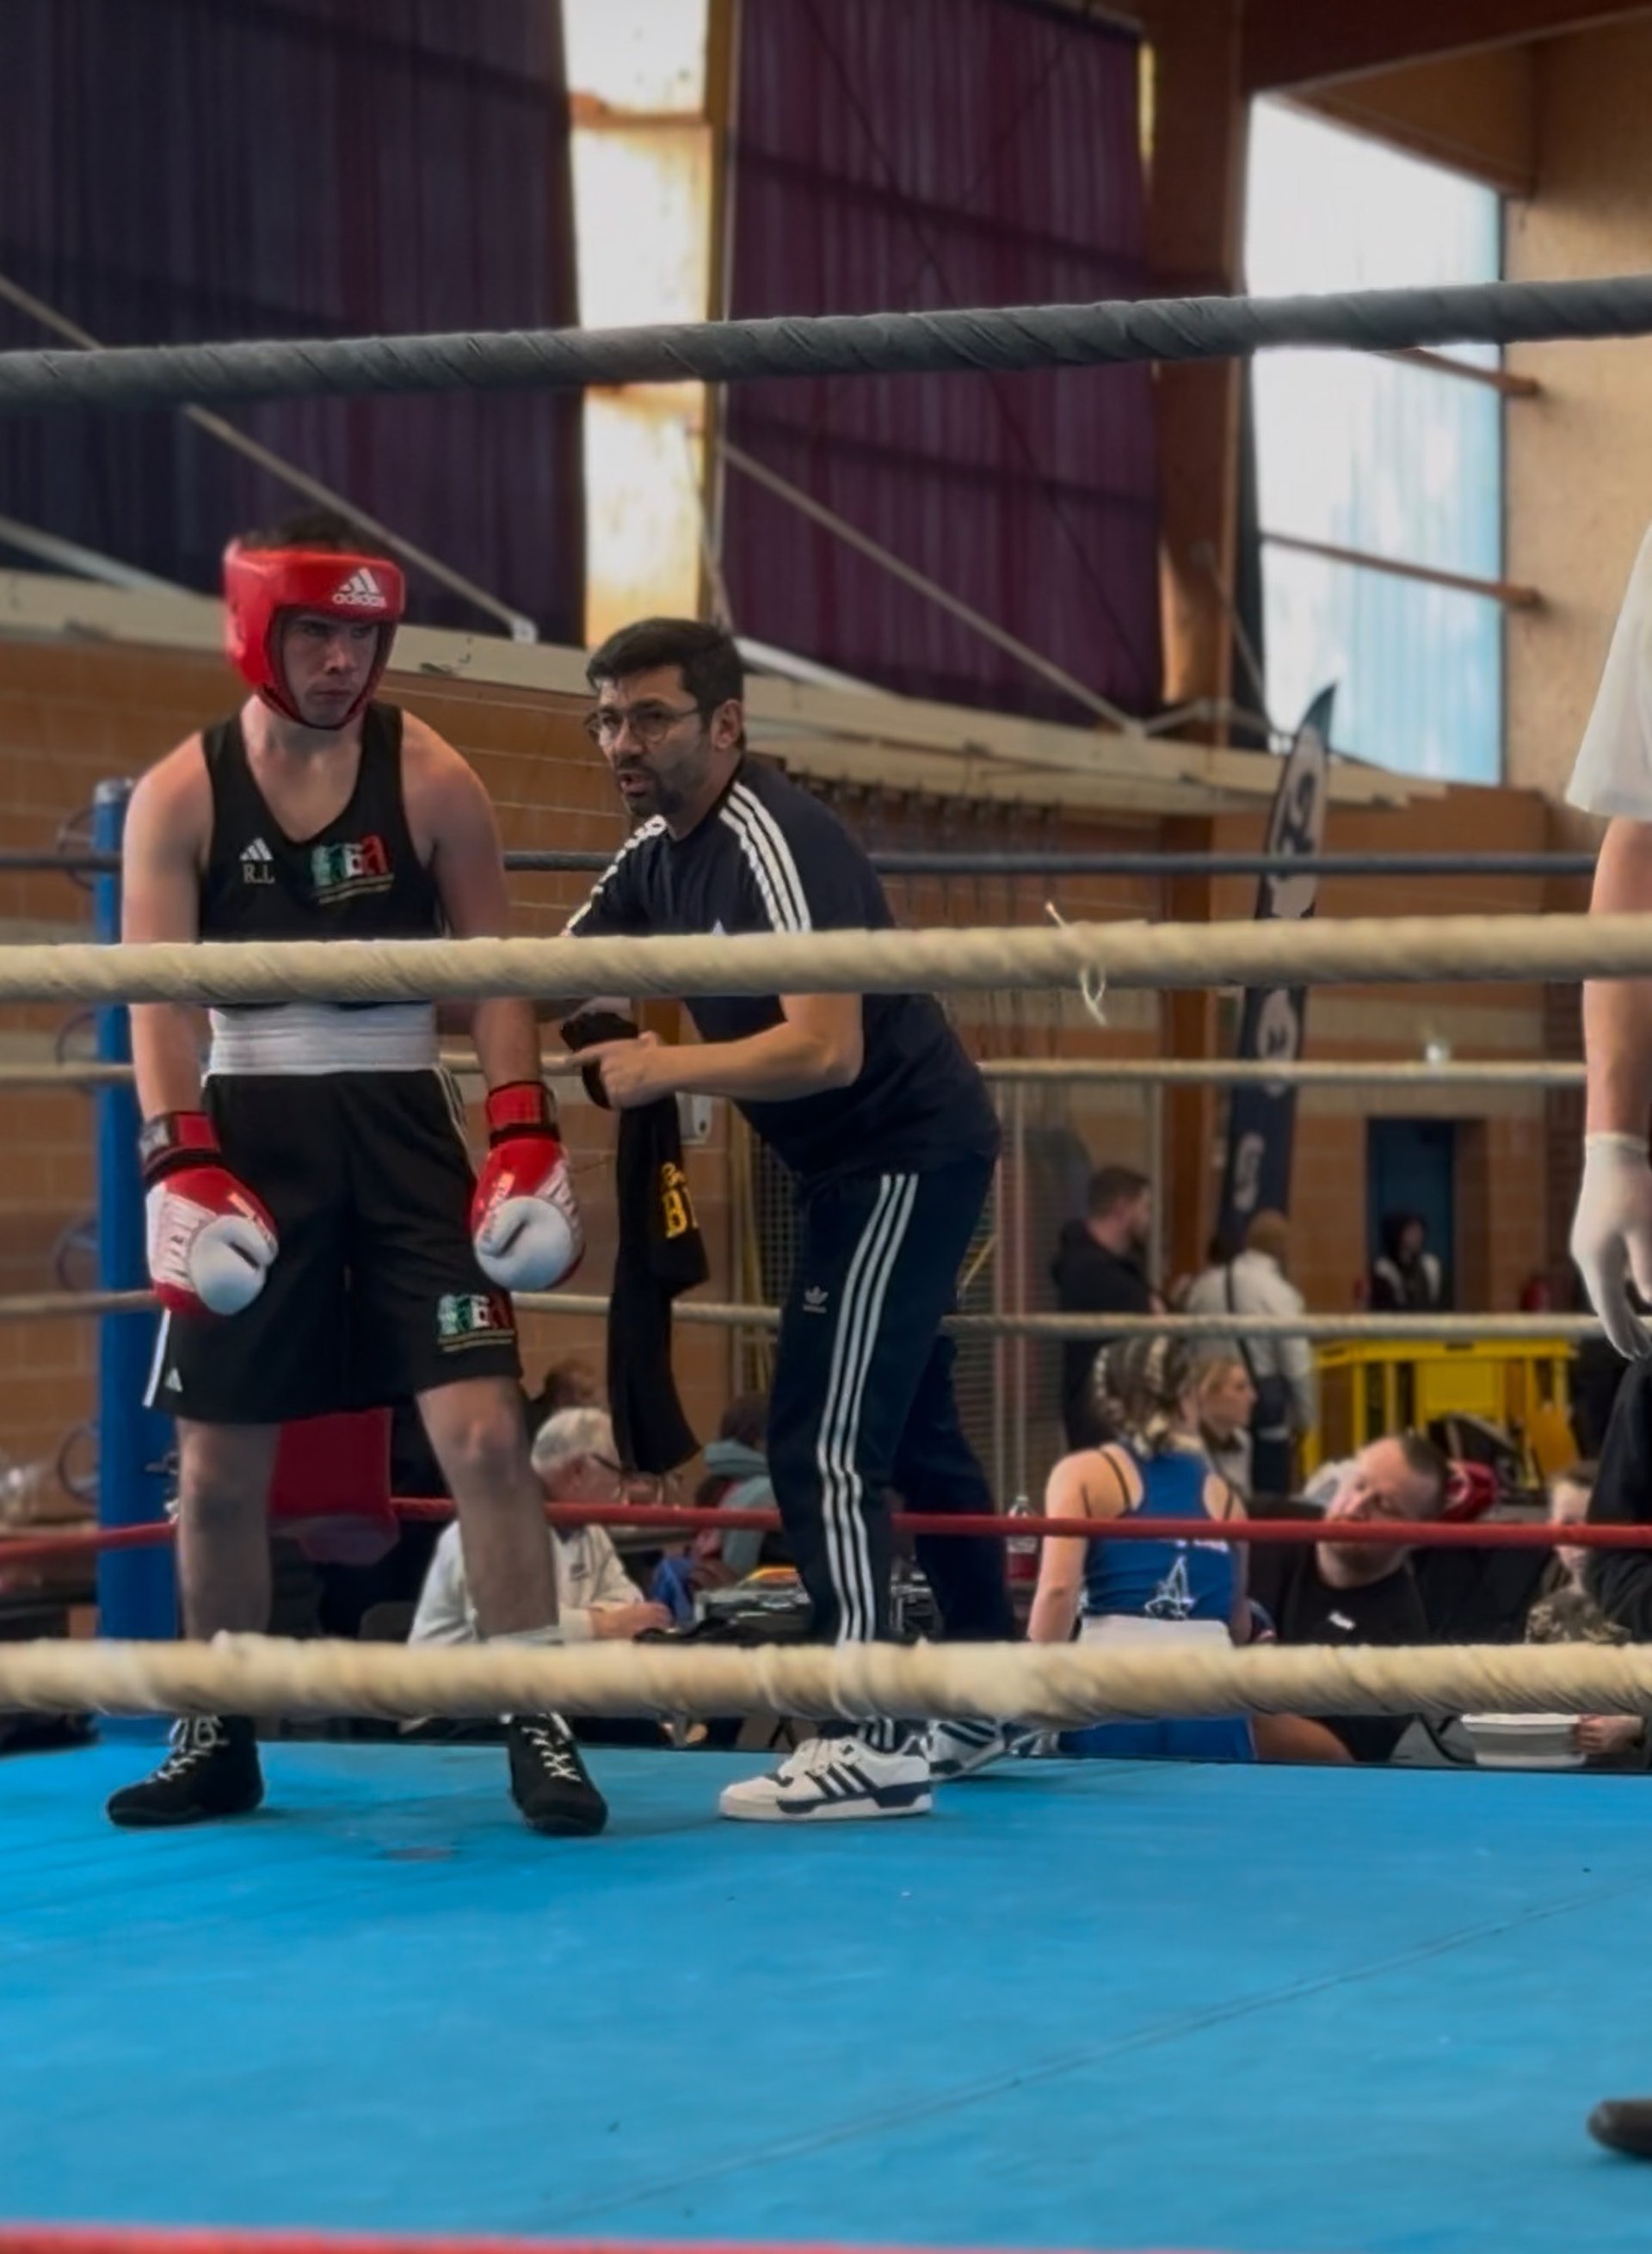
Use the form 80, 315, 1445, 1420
718, 1731, 934, 1823
926, 1717, 1040, 1783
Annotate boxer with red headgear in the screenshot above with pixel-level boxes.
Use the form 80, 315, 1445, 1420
108, 509, 602, 1840
221, 538, 404, 726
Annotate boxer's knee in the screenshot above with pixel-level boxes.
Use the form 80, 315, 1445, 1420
176, 1422, 277, 1537
424, 1383, 530, 1502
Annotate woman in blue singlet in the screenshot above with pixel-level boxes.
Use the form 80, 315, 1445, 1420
1029, 1335, 1254, 1761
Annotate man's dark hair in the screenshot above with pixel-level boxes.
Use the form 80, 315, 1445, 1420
539, 1356, 600, 1414
1396, 1430, 1452, 1518
1088, 1164, 1150, 1220
586, 617, 744, 717
523, 1355, 600, 1439
238, 507, 363, 553
718, 1391, 769, 1450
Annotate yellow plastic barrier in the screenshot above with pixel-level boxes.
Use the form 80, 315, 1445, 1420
1304, 1338, 1575, 1487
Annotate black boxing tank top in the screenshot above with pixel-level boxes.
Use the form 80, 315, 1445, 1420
199, 703, 443, 946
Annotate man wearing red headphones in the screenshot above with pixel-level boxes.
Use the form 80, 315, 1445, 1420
107, 508, 604, 1839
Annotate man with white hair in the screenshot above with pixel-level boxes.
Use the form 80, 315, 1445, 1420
410, 1407, 671, 1647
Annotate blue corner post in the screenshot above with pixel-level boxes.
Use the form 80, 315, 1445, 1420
94, 778, 176, 1645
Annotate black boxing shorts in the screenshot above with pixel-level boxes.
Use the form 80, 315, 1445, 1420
146, 1071, 521, 1424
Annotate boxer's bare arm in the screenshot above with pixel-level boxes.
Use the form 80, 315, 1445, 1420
404, 716, 541, 1092
1586, 817, 1652, 1133
124, 742, 212, 1118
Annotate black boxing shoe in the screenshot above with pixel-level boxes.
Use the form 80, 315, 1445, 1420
106, 1716, 264, 1829
507, 1715, 607, 1837
1588, 2100, 1652, 2158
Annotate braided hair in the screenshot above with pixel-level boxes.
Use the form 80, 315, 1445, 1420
1089, 1333, 1200, 1456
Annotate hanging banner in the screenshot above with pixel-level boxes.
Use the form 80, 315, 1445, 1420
1215, 686, 1333, 1253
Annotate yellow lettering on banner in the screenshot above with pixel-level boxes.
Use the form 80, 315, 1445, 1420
659, 1161, 695, 1240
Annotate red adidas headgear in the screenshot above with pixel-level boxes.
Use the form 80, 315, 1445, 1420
223, 541, 406, 727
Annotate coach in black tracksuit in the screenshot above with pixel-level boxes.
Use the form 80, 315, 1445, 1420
566, 619, 1015, 1824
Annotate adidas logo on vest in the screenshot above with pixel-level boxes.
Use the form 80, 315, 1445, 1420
240, 837, 274, 885
332, 568, 387, 608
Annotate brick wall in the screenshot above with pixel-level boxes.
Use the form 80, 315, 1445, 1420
0, 637, 735, 1503
1194, 796, 1564, 1317
0, 625, 1577, 1511
0, 631, 1189, 1506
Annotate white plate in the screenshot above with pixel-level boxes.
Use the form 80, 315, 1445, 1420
1463, 1710, 1576, 1732
1462, 1712, 1583, 1770
1470, 1750, 1585, 1770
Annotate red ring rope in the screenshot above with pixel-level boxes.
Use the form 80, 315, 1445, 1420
2, 1505, 1647, 1567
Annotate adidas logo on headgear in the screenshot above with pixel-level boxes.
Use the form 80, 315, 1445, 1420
332, 568, 387, 609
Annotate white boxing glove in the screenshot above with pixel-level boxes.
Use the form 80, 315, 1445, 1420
1570, 1131, 1652, 1359
470, 1082, 584, 1291
140, 1112, 280, 1319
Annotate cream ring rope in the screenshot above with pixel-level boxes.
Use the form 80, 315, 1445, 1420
0, 1056, 1586, 1090
3, 910, 1652, 1005
974, 1057, 1586, 1087
0, 1283, 1596, 1339
533, 1296, 1593, 1345
1, 1635, 1646, 1727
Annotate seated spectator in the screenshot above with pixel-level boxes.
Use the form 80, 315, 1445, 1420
1248, 1434, 1448, 1765
650, 1393, 778, 1625
1582, 1353, 1652, 1641
1543, 1461, 1597, 1601
1050, 1164, 1156, 1451
1194, 1352, 1256, 1500
699, 1392, 775, 1580
524, 1356, 602, 1441
410, 1408, 670, 1647
1182, 1209, 1314, 1500
1369, 1211, 1446, 1313
1526, 1460, 1648, 1767
1569, 1261, 1630, 1456
1029, 1336, 1253, 1763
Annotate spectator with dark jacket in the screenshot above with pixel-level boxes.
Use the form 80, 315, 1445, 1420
524, 1356, 602, 1439
1051, 1164, 1155, 1450
1524, 1461, 1649, 1767
1369, 1212, 1446, 1313
1566, 1264, 1630, 1456
1586, 1354, 1652, 1640
1248, 1434, 1449, 1764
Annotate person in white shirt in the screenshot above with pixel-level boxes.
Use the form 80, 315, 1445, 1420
1568, 527, 1652, 1360
1182, 1210, 1315, 1498
410, 1407, 672, 1647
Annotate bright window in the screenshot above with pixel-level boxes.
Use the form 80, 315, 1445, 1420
564, 0, 712, 644
1246, 102, 1503, 784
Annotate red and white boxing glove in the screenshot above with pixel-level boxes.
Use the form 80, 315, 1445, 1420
471, 1082, 584, 1291
140, 1113, 279, 1319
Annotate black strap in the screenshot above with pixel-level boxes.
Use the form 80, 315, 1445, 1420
1228, 1260, 1296, 1445
1225, 1263, 1264, 1390
1085, 1444, 1136, 1523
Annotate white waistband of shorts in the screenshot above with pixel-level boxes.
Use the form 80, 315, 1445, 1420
206, 1002, 439, 1075
1079, 1614, 1231, 1647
